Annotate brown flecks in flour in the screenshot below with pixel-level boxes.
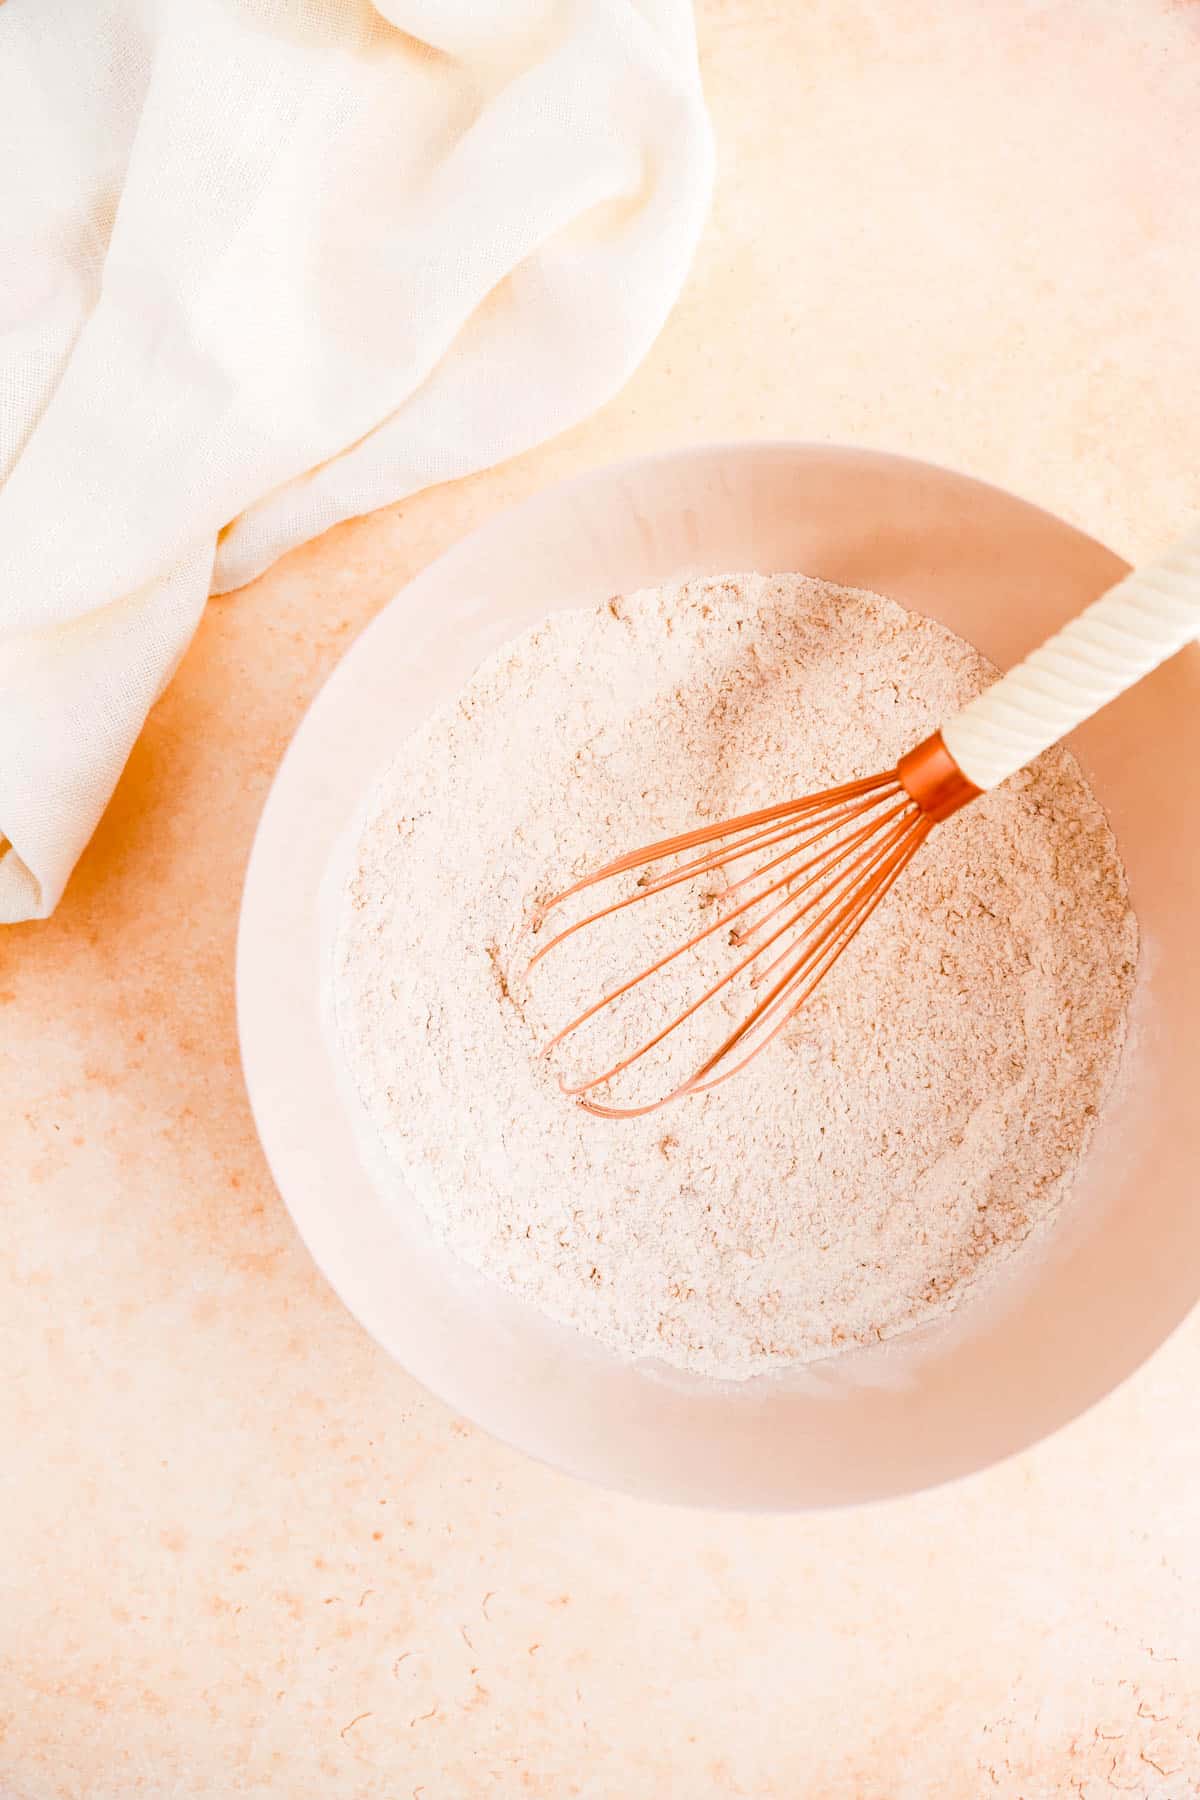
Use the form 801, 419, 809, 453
333, 575, 1137, 1380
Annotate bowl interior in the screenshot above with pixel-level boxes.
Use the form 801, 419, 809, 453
238, 444, 1200, 1508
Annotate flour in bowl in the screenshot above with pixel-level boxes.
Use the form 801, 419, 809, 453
332, 574, 1136, 1379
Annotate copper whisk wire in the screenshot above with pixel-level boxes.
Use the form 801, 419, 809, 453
527, 735, 973, 1118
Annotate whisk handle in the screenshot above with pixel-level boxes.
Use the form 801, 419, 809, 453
941, 526, 1200, 792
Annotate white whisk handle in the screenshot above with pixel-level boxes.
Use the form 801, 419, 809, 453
941, 527, 1200, 793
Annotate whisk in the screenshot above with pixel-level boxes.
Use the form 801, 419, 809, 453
530, 530, 1200, 1117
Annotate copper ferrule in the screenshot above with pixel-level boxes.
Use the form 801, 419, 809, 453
897, 731, 981, 823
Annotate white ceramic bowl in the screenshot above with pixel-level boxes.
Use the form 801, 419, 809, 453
238, 444, 1200, 1508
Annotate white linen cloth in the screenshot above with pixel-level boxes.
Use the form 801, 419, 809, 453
0, 0, 712, 921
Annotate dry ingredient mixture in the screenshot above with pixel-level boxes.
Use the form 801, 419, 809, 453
333, 574, 1137, 1379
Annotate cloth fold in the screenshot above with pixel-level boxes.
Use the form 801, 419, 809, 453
0, 0, 712, 920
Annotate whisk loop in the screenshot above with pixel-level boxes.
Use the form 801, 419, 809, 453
528, 733, 975, 1117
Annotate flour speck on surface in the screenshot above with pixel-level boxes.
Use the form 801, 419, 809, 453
333, 574, 1137, 1380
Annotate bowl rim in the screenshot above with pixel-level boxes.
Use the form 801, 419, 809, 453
237, 438, 1196, 1510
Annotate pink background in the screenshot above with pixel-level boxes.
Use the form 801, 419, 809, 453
5, 3, 1200, 1793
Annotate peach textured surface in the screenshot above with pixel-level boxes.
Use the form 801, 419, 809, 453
5, 2, 1200, 1795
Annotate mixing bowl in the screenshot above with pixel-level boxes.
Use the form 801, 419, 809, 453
238, 443, 1200, 1508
